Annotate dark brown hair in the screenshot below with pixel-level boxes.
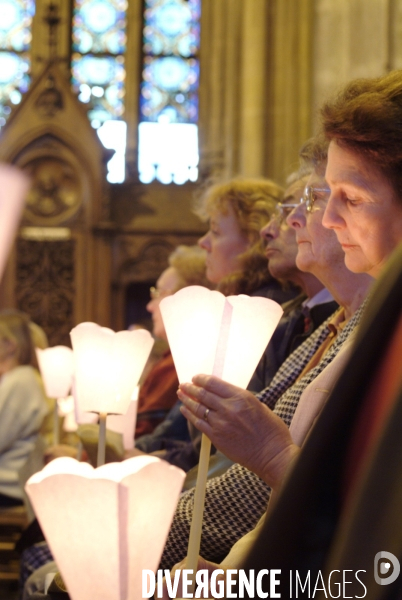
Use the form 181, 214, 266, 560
320, 70, 402, 202
168, 245, 213, 290
299, 135, 329, 174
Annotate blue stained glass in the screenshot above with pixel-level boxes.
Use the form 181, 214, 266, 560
155, 3, 192, 37
81, 0, 117, 33
0, 50, 30, 124
72, 0, 127, 127
0, 52, 22, 83
149, 56, 191, 91
0, 0, 35, 52
73, 0, 127, 54
0, 1, 34, 130
73, 55, 120, 85
0, 1, 22, 32
143, 0, 200, 57
72, 53, 125, 121
139, 0, 201, 182
140, 57, 199, 123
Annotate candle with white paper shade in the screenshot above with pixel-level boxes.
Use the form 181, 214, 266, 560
0, 164, 30, 282
160, 286, 283, 583
70, 377, 98, 429
25, 456, 185, 600
36, 346, 75, 398
107, 397, 138, 450
70, 323, 153, 465
36, 346, 75, 444
160, 286, 283, 388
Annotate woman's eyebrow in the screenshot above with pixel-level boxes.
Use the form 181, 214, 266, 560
328, 171, 377, 194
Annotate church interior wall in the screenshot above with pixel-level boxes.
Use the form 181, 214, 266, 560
1, 0, 401, 343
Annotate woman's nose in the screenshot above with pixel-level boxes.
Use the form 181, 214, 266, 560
198, 231, 211, 250
287, 203, 306, 229
322, 193, 344, 230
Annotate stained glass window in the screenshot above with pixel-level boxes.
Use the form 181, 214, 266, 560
72, 0, 127, 182
0, 0, 35, 131
139, 0, 201, 184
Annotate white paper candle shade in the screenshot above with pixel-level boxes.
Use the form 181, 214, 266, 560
160, 286, 284, 387
107, 398, 138, 450
160, 286, 284, 586
36, 346, 75, 399
70, 377, 98, 428
0, 164, 30, 282
26, 456, 185, 600
70, 323, 154, 415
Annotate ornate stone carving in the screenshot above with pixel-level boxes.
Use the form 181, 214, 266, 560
15, 239, 75, 347
35, 75, 64, 118
120, 239, 175, 284
24, 157, 81, 223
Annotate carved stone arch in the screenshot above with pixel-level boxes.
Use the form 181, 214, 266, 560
120, 239, 175, 286
12, 133, 87, 227
0, 63, 112, 341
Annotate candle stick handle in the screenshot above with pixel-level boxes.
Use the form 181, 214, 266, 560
97, 412, 107, 467
53, 401, 59, 445
185, 299, 233, 590
76, 440, 83, 461
186, 433, 211, 590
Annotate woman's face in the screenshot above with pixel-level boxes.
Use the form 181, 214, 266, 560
146, 267, 181, 340
323, 141, 402, 278
198, 205, 250, 284
287, 171, 346, 279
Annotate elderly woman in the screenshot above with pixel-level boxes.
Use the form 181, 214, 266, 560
197, 177, 298, 302
158, 141, 374, 595
161, 73, 402, 597
0, 310, 47, 506
178, 140, 372, 492
234, 69, 402, 600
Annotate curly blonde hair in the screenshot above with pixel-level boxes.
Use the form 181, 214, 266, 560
194, 178, 284, 294
168, 245, 213, 290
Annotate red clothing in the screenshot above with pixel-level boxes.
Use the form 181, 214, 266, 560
135, 350, 179, 437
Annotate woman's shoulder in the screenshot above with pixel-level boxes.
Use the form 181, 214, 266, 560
2, 365, 42, 391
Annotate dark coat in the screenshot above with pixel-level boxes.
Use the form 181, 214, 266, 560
240, 242, 402, 600
248, 295, 339, 392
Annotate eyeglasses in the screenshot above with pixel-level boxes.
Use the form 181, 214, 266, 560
302, 185, 331, 213
272, 202, 301, 224
149, 287, 173, 300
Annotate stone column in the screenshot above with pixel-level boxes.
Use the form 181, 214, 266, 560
199, 0, 314, 184
267, 0, 314, 182
312, 0, 390, 125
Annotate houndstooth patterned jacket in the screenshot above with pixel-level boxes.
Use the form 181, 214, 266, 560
159, 301, 367, 570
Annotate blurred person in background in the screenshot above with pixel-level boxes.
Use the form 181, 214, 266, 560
0, 310, 47, 507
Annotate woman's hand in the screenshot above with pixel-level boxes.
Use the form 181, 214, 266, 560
178, 375, 300, 489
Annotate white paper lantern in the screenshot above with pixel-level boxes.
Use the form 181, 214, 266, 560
69, 377, 98, 428
107, 398, 138, 450
160, 286, 283, 387
0, 164, 29, 282
70, 323, 154, 415
36, 346, 75, 399
160, 286, 284, 582
26, 456, 185, 600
